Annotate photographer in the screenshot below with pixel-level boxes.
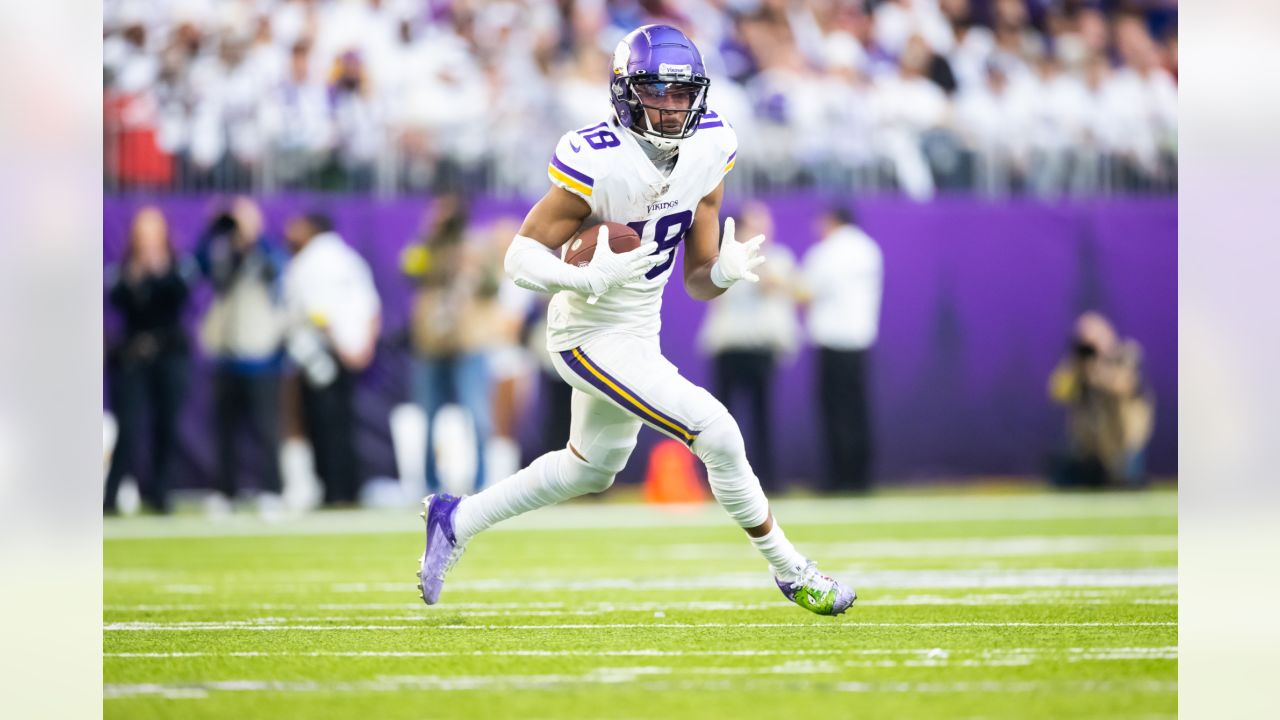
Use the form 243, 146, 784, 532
1048, 312, 1155, 488
401, 195, 500, 493
195, 198, 288, 514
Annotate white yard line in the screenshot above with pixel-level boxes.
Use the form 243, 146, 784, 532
106, 567, 1177, 594
104, 620, 1177, 632
106, 646, 1178, 660
104, 588, 1177, 613
339, 568, 1180, 593
104, 493, 1176, 540
104, 673, 1178, 699
656, 535, 1176, 561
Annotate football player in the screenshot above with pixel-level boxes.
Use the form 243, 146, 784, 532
418, 25, 855, 616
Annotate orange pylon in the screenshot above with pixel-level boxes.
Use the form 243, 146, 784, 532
643, 439, 709, 504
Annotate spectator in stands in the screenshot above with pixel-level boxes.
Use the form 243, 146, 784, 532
955, 58, 1035, 192
195, 198, 288, 516
990, 0, 1042, 80
104, 207, 193, 514
1109, 13, 1178, 179
698, 203, 800, 491
940, 0, 995, 92
283, 212, 381, 506
874, 0, 954, 57
874, 34, 950, 199
400, 196, 500, 493
99, 0, 1179, 197
327, 51, 382, 190
262, 39, 334, 187
1048, 312, 1154, 488
800, 206, 883, 494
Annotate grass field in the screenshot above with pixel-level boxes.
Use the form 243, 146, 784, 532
104, 489, 1177, 719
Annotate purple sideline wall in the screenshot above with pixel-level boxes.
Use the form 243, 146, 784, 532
103, 194, 1177, 489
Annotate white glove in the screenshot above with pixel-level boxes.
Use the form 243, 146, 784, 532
504, 231, 657, 299
710, 217, 766, 288
583, 225, 661, 303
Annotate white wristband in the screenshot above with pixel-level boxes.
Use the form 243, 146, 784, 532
710, 260, 733, 289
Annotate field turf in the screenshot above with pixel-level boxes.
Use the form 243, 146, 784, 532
104, 489, 1177, 719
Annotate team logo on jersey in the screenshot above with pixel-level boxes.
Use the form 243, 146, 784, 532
646, 200, 678, 214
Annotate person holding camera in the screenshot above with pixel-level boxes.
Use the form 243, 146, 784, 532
1048, 312, 1155, 488
400, 195, 501, 493
196, 198, 289, 515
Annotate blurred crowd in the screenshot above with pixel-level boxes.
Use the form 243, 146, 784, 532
104, 0, 1178, 198
104, 197, 1157, 515
102, 198, 898, 515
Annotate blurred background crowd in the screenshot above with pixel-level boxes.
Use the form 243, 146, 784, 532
102, 0, 1176, 517
103, 195, 1164, 516
104, 0, 1178, 199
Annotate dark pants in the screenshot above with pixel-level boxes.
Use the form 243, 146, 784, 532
541, 371, 573, 458
213, 367, 283, 498
300, 367, 361, 505
817, 347, 873, 492
104, 353, 188, 513
713, 349, 776, 491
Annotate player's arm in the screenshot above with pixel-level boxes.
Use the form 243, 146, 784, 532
683, 180, 765, 301
505, 185, 659, 296
517, 185, 593, 253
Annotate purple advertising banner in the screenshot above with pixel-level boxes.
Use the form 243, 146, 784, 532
104, 194, 1176, 488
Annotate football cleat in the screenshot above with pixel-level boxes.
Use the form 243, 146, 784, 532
775, 561, 856, 616
417, 494, 466, 605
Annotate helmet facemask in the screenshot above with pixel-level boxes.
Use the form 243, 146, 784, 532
614, 75, 710, 150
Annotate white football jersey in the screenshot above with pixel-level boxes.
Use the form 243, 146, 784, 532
543, 111, 738, 352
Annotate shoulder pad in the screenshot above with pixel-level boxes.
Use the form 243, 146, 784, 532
547, 121, 623, 201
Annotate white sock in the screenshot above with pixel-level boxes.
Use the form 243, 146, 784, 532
749, 522, 808, 581
452, 450, 599, 543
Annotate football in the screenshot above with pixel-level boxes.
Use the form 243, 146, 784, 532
563, 222, 642, 267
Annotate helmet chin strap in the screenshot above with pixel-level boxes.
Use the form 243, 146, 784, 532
635, 110, 685, 153
637, 130, 682, 153
628, 126, 680, 176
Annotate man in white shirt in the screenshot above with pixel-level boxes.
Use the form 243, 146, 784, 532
283, 213, 382, 506
800, 207, 883, 493
697, 203, 801, 491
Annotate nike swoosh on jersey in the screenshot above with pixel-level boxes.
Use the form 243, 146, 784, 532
569, 140, 581, 152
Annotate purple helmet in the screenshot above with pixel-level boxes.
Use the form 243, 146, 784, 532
610, 25, 710, 149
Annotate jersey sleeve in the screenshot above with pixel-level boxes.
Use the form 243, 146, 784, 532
698, 110, 738, 196
547, 131, 603, 213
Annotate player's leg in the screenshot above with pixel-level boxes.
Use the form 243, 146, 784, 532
418, 386, 641, 604
452, 388, 640, 541
558, 334, 855, 616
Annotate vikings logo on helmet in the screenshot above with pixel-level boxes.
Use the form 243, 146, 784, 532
610, 25, 711, 151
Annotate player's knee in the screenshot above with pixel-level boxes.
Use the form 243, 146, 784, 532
562, 448, 617, 495
692, 412, 748, 470
691, 413, 768, 528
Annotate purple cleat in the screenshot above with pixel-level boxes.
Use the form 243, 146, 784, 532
417, 494, 466, 605
775, 561, 857, 616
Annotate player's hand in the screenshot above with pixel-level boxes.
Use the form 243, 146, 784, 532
710, 217, 766, 288
582, 225, 661, 300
